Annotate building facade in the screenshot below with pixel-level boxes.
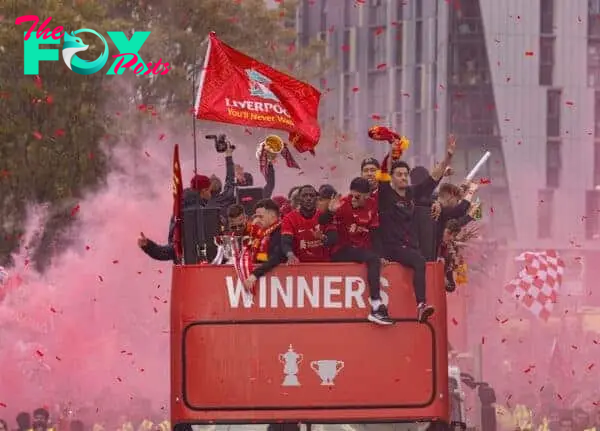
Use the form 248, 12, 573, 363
296, 0, 600, 252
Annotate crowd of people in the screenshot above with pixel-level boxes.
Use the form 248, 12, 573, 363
0, 406, 170, 431
137, 132, 484, 325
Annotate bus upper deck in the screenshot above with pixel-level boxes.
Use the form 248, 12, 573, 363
170, 261, 450, 428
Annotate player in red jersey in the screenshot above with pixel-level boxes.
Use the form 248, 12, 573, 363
281, 185, 336, 263
320, 177, 392, 325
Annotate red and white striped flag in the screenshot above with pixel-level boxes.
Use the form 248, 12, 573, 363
504, 250, 565, 321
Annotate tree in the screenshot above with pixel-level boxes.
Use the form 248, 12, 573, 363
0, 0, 136, 267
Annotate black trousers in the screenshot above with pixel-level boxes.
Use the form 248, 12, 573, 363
384, 245, 426, 304
332, 246, 381, 301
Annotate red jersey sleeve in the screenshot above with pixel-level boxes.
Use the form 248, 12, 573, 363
281, 212, 295, 236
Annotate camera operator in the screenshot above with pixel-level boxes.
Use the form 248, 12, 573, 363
137, 136, 236, 264
205, 134, 236, 211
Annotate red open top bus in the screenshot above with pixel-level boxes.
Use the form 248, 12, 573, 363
171, 262, 450, 428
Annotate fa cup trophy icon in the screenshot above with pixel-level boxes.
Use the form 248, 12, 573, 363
310, 360, 345, 386
279, 344, 303, 387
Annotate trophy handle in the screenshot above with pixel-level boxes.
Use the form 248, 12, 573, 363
297, 353, 304, 363
310, 361, 318, 371
336, 361, 344, 371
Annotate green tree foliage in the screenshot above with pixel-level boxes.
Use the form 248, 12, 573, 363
0, 0, 327, 269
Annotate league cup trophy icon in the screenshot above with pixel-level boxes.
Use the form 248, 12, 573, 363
279, 344, 303, 386
310, 360, 345, 386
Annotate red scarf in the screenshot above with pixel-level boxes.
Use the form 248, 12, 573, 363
252, 221, 281, 262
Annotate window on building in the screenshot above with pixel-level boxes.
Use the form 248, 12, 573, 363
449, 41, 487, 86
415, 66, 423, 110
540, 36, 555, 86
540, 0, 554, 35
369, 0, 387, 25
395, 68, 403, 111
368, 27, 387, 69
590, 0, 600, 37
589, 41, 600, 87
538, 189, 554, 239
344, 2, 357, 26
547, 89, 561, 137
393, 112, 403, 130
395, 23, 403, 65
585, 190, 600, 239
342, 29, 352, 72
414, 111, 422, 146
368, 71, 387, 114
594, 141, 600, 186
415, 21, 423, 64
415, 0, 423, 19
343, 74, 353, 118
546, 140, 562, 188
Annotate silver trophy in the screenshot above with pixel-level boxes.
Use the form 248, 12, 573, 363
213, 235, 237, 264
279, 344, 303, 387
310, 359, 344, 386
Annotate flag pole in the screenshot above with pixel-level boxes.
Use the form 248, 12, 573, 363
192, 46, 198, 175
192, 34, 211, 175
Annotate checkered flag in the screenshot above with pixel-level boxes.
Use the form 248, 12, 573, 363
504, 250, 565, 321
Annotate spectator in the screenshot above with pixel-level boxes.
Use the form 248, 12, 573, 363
31, 409, 49, 431
234, 164, 254, 186
15, 412, 31, 431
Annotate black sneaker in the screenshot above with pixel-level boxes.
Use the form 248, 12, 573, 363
445, 274, 457, 292
368, 304, 394, 325
417, 302, 435, 322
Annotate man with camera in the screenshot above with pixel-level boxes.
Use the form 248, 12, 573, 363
137, 135, 236, 263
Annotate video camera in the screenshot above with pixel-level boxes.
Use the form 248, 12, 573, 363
205, 134, 235, 153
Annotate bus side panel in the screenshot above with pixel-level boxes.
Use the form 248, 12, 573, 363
171, 262, 449, 424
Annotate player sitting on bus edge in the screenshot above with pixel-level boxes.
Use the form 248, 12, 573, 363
376, 134, 456, 322
319, 177, 392, 325
282, 185, 337, 264
243, 199, 286, 292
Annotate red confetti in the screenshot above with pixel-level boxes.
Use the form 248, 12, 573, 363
71, 204, 80, 217
144, 151, 151, 157
376, 63, 387, 70
525, 51, 535, 56
98, 275, 104, 282
451, 317, 458, 325
32, 131, 43, 140
85, 245, 91, 250
159, 133, 166, 140
371, 114, 382, 120
244, 128, 253, 135
35, 350, 44, 357
242, 196, 253, 202
588, 363, 595, 370
112, 260, 119, 264
374, 27, 384, 35
352, 87, 360, 92
565, 101, 574, 106
481, 336, 485, 344
479, 177, 491, 184
117, 377, 122, 382
54, 129, 65, 137
0, 402, 6, 407
50, 307, 57, 313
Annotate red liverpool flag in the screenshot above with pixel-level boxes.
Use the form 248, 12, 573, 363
195, 32, 321, 153
172, 144, 184, 262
